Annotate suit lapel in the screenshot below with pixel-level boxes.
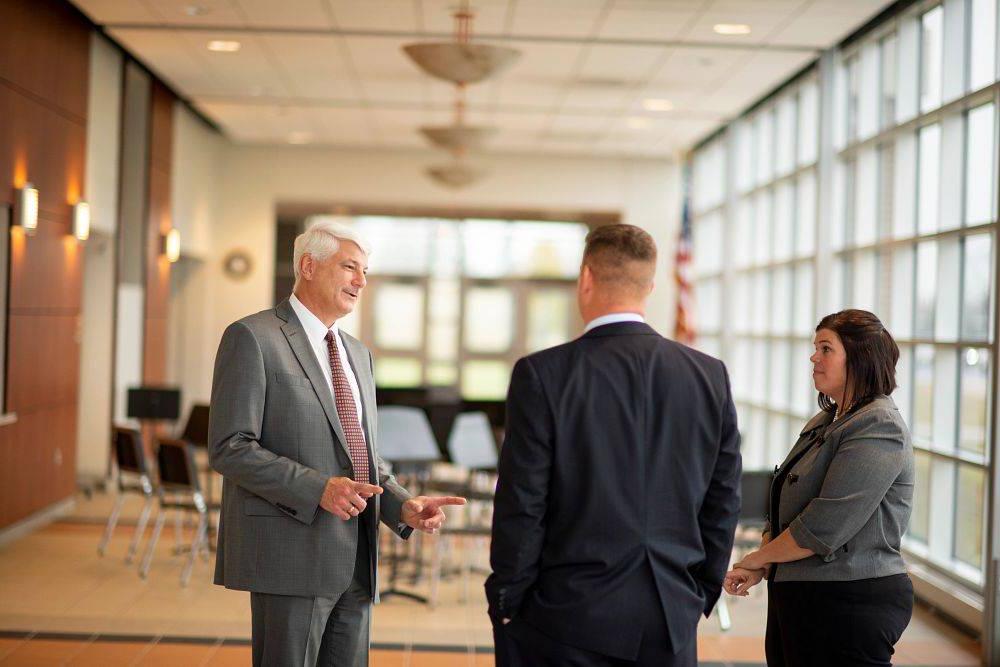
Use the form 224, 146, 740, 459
277, 304, 353, 463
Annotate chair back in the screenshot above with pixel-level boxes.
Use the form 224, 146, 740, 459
180, 404, 210, 447
377, 406, 440, 462
113, 427, 148, 475
156, 439, 200, 492
739, 470, 774, 524
447, 412, 498, 470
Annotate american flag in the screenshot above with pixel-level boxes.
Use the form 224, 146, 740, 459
674, 164, 696, 345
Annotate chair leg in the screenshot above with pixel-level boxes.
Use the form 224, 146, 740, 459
139, 509, 167, 580
173, 510, 183, 551
429, 535, 445, 609
716, 594, 732, 632
126, 495, 153, 564
98, 493, 125, 556
181, 512, 207, 587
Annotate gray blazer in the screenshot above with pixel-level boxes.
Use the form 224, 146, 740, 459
208, 298, 411, 599
768, 395, 913, 582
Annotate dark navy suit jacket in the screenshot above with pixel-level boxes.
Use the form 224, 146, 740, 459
486, 321, 742, 659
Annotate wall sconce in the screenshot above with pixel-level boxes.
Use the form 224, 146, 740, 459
72, 201, 90, 241
16, 183, 39, 235
161, 228, 180, 262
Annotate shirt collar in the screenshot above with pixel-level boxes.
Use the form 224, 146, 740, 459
289, 293, 339, 343
584, 312, 645, 333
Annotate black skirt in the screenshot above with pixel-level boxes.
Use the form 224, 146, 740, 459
765, 573, 914, 667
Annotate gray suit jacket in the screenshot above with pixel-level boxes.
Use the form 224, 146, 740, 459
208, 298, 411, 599
768, 395, 913, 582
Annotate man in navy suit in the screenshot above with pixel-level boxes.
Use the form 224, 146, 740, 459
486, 224, 742, 666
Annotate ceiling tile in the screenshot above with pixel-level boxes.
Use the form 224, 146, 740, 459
328, 0, 418, 32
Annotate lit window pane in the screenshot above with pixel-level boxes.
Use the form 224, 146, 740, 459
428, 323, 458, 361
852, 251, 877, 313
934, 238, 961, 342
696, 335, 721, 358
769, 342, 790, 409
754, 190, 772, 265
697, 279, 723, 333
909, 450, 931, 542
893, 133, 916, 239
767, 413, 790, 468
526, 289, 573, 353
747, 407, 768, 470
915, 241, 937, 338
855, 149, 877, 246
751, 339, 768, 398
509, 221, 588, 278
955, 465, 985, 568
963, 234, 992, 341
920, 7, 943, 113
752, 272, 769, 335
891, 246, 914, 339
913, 344, 934, 443
375, 357, 423, 387
833, 159, 853, 250
966, 103, 996, 225
374, 283, 424, 351
462, 360, 511, 400
735, 200, 755, 268
352, 217, 433, 276
464, 287, 514, 353
733, 339, 752, 400
772, 267, 792, 336
880, 33, 897, 128
793, 262, 814, 335
736, 121, 754, 193
798, 81, 819, 166
463, 221, 511, 278
775, 95, 797, 176
878, 142, 895, 239
756, 110, 774, 185
796, 171, 816, 256
773, 181, 794, 262
917, 123, 941, 235
845, 55, 860, 143
959, 348, 990, 456
694, 212, 725, 276
732, 278, 751, 334
429, 219, 461, 277
896, 344, 913, 427
792, 340, 816, 417
969, 0, 998, 91
932, 348, 958, 452
830, 256, 847, 312
427, 362, 457, 386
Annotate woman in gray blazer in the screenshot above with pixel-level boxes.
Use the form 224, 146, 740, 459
724, 309, 914, 667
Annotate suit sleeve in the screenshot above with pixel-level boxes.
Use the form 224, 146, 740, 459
485, 357, 553, 620
369, 349, 414, 539
696, 361, 742, 616
208, 321, 329, 525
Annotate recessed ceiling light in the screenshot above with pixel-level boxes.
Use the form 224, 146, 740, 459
288, 132, 312, 145
184, 5, 210, 16
207, 40, 241, 53
713, 23, 751, 35
626, 117, 651, 130
642, 98, 673, 112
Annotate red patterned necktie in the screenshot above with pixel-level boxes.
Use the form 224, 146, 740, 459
325, 331, 370, 483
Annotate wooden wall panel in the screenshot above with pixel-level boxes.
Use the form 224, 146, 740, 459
143, 82, 173, 386
0, 0, 90, 529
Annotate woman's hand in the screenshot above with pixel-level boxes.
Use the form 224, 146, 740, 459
734, 549, 768, 573
724, 566, 766, 596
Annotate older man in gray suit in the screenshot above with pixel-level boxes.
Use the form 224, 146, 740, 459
209, 220, 464, 666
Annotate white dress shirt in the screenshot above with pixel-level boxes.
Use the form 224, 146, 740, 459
584, 312, 645, 333
289, 294, 366, 443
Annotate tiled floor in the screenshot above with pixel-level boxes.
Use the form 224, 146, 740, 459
0, 491, 982, 666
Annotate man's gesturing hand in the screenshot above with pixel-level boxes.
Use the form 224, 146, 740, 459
321, 477, 383, 520
401, 495, 467, 534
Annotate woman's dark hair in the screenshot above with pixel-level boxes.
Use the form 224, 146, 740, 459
815, 309, 899, 415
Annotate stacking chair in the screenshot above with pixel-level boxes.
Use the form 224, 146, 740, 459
376, 406, 442, 604
98, 427, 154, 563
138, 438, 209, 587
428, 412, 498, 607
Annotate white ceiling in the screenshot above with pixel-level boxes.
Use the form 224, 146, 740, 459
72, 0, 895, 158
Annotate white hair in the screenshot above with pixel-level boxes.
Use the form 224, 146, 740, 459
293, 217, 372, 283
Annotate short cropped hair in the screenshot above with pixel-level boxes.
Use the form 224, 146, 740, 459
815, 309, 899, 415
293, 217, 372, 283
582, 224, 657, 296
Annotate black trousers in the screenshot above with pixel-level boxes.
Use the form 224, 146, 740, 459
765, 574, 913, 667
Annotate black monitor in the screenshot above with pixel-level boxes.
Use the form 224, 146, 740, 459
127, 387, 181, 421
